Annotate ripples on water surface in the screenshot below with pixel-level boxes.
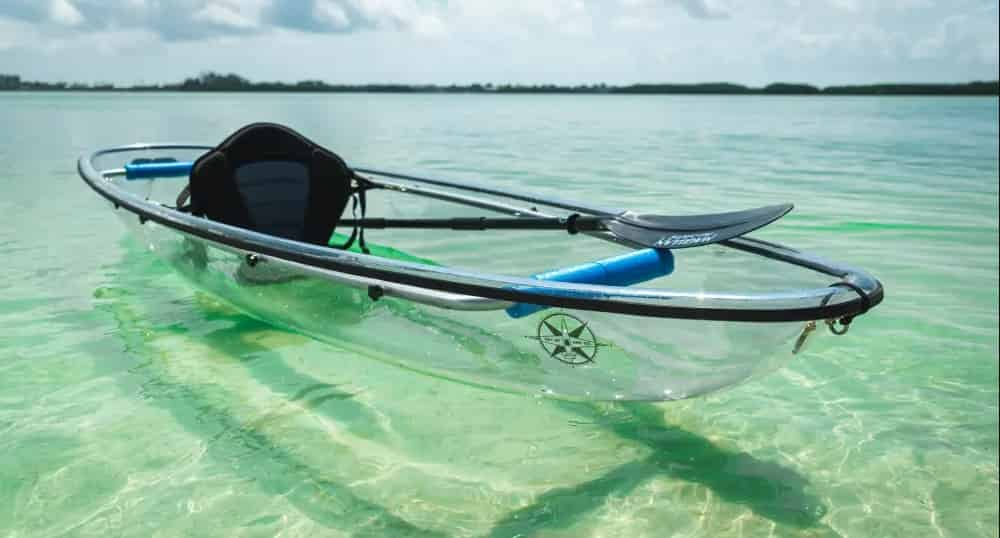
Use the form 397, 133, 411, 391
0, 93, 997, 537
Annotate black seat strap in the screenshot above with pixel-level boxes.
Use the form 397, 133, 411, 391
175, 184, 193, 212
356, 186, 370, 254
331, 181, 371, 255
332, 194, 360, 250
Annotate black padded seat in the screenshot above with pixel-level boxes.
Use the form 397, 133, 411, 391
187, 123, 357, 245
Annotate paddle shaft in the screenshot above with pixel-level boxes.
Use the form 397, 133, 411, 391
337, 216, 606, 231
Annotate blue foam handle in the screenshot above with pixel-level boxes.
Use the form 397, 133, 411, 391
505, 248, 674, 318
124, 160, 194, 180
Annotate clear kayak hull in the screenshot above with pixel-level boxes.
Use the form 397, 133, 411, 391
123, 217, 803, 401
81, 143, 883, 401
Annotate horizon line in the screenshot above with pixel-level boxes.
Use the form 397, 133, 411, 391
2, 73, 998, 96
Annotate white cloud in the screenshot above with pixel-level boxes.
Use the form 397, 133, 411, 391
0, 18, 33, 50
193, 2, 260, 30
410, 14, 447, 38
911, 11, 1000, 65
448, 1, 595, 39
49, 0, 84, 26
0, 0, 996, 85
612, 15, 661, 31
313, 1, 351, 29
826, 0, 860, 12
676, 0, 730, 19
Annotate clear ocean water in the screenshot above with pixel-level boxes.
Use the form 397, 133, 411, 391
0, 92, 997, 537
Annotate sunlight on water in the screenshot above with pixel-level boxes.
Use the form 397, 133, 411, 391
1, 93, 997, 537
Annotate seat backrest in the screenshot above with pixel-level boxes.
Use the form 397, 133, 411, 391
188, 123, 354, 245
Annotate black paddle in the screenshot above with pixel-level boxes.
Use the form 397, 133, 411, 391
338, 203, 793, 249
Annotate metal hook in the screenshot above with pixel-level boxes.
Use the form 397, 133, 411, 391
825, 317, 851, 335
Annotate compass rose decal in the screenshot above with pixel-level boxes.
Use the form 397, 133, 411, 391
528, 313, 607, 365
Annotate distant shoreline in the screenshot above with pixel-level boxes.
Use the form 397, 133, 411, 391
2, 72, 997, 96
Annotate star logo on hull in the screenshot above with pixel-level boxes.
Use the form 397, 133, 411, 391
528, 313, 607, 365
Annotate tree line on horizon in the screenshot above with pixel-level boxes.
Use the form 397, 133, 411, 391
2, 72, 997, 96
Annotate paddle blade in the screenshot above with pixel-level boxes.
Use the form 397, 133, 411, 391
605, 203, 793, 249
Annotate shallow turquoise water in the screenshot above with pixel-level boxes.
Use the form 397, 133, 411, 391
1, 93, 997, 537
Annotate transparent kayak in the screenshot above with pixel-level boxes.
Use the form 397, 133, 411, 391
79, 143, 883, 401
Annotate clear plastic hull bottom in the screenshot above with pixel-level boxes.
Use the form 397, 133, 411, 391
132, 218, 807, 401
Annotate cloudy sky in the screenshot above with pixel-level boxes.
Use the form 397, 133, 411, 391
1, 0, 997, 86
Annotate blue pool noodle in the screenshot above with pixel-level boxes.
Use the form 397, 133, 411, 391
124, 161, 194, 180
505, 248, 674, 318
